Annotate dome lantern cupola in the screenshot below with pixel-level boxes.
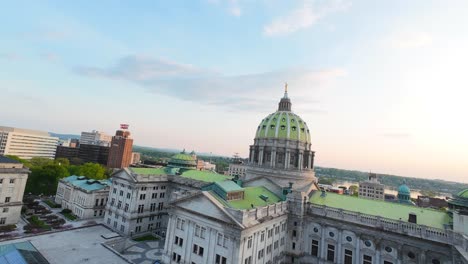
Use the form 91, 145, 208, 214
278, 83, 292, 112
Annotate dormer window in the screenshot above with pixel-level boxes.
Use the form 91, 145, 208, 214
291, 119, 295, 122
270, 125, 275, 129
262, 125, 266, 129
281, 125, 286, 130
292, 126, 297, 131
301, 128, 305, 132
282, 118, 286, 122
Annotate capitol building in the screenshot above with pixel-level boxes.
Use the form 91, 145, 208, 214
104, 87, 468, 264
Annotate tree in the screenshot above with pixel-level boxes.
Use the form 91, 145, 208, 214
54, 158, 70, 167
28, 157, 54, 167
318, 177, 334, 185
349, 185, 359, 196
26, 164, 69, 195
77, 163, 107, 180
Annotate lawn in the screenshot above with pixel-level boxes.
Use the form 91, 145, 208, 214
133, 234, 159, 241
44, 199, 61, 208
61, 212, 78, 221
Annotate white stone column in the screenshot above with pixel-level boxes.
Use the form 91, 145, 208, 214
285, 151, 290, 169
271, 148, 276, 167
259, 147, 264, 166
320, 227, 326, 260
307, 153, 312, 169
250, 148, 255, 163
336, 231, 342, 263
298, 152, 303, 171
355, 236, 360, 264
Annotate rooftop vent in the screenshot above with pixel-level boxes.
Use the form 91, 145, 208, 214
408, 213, 417, 224
259, 194, 269, 201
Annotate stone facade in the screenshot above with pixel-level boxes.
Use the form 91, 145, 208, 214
55, 176, 110, 219
0, 156, 29, 226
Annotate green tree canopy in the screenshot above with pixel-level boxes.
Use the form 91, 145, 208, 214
76, 163, 107, 180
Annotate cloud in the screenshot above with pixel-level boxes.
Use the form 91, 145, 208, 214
263, 0, 350, 36
41, 52, 60, 62
0, 53, 21, 61
208, 0, 242, 17
75, 55, 346, 111
389, 31, 433, 49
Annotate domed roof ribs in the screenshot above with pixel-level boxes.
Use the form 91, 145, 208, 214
278, 83, 292, 111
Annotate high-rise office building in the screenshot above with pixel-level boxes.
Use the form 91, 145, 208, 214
358, 172, 385, 200
0, 126, 59, 159
107, 125, 133, 169
80, 130, 111, 146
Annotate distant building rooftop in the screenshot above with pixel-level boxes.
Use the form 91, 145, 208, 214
129, 167, 231, 183
0, 156, 21, 164
62, 175, 111, 191
213, 186, 282, 210
310, 191, 450, 229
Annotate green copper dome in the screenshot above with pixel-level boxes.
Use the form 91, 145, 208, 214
168, 151, 197, 169
398, 184, 411, 195
255, 111, 311, 143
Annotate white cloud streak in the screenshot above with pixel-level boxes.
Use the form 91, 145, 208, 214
75, 55, 346, 111
389, 31, 433, 49
263, 0, 350, 37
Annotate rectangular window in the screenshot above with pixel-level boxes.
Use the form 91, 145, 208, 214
2, 208, 8, 213
201, 227, 206, 238
119, 190, 123, 196
120, 225, 125, 232
344, 249, 353, 264
215, 254, 227, 264
4, 197, 10, 203
260, 232, 265, 242
0, 179, 3, 184
244, 256, 252, 264
139, 194, 146, 200
274, 240, 279, 249
247, 237, 252, 248
266, 244, 272, 254
311, 240, 319, 257
160, 193, 165, 198
327, 244, 335, 262
174, 236, 183, 246
138, 204, 144, 213
363, 255, 372, 264
0, 217, 6, 225
9, 179, 14, 184
127, 193, 131, 199
95, 199, 99, 206
258, 249, 264, 259
124, 203, 129, 212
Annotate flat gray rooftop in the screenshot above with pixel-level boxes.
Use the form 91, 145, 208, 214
0, 225, 128, 264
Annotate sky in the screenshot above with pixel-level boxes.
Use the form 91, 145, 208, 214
1, 0, 467, 183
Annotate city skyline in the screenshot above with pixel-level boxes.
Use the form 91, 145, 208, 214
1, 0, 468, 183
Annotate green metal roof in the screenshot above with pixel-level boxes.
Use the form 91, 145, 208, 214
224, 186, 282, 209
130, 167, 230, 183
130, 167, 167, 175
171, 153, 196, 161
310, 192, 449, 229
255, 111, 311, 143
457, 189, 468, 198
180, 170, 231, 183
215, 181, 243, 192
62, 175, 111, 192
